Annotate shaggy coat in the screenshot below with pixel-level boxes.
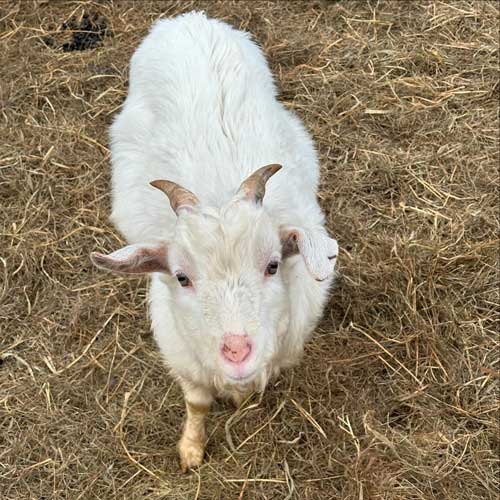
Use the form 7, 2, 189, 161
92, 11, 338, 470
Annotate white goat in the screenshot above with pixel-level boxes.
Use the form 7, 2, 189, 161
91, 11, 338, 471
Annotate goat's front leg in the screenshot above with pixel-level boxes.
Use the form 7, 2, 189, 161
230, 389, 251, 408
178, 379, 213, 472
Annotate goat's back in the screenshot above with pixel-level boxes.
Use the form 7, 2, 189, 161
110, 11, 320, 244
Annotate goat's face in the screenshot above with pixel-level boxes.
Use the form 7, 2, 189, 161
91, 165, 338, 387
161, 200, 288, 385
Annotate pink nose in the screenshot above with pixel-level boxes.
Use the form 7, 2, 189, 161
222, 334, 251, 364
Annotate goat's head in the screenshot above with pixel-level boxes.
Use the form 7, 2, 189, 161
91, 165, 338, 386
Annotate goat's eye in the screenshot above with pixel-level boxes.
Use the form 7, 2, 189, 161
265, 261, 279, 276
176, 273, 191, 287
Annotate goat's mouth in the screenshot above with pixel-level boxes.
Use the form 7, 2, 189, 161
225, 368, 257, 384
221, 353, 259, 384
219, 334, 258, 383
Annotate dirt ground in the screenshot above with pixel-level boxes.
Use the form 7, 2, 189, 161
1, 1, 498, 499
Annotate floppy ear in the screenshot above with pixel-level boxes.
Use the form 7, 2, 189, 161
90, 243, 169, 274
281, 227, 338, 281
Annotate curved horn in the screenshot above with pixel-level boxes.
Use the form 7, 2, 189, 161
237, 164, 282, 204
150, 180, 199, 215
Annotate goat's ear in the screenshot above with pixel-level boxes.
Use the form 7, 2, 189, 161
91, 243, 169, 274
281, 227, 338, 281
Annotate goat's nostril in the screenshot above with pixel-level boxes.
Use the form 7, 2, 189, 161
222, 334, 251, 364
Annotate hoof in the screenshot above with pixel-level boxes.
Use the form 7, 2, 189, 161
178, 436, 204, 473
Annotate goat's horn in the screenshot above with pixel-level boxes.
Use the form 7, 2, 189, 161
237, 164, 282, 204
150, 180, 199, 215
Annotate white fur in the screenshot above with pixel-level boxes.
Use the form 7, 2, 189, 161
106, 12, 337, 396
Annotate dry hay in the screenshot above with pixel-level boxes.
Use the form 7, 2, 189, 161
1, 1, 498, 499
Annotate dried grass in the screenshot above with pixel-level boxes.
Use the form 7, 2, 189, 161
1, 1, 498, 499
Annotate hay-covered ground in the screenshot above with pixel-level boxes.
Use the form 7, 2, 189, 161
1, 1, 498, 498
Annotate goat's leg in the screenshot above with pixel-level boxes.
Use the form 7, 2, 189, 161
230, 389, 251, 408
178, 380, 213, 472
